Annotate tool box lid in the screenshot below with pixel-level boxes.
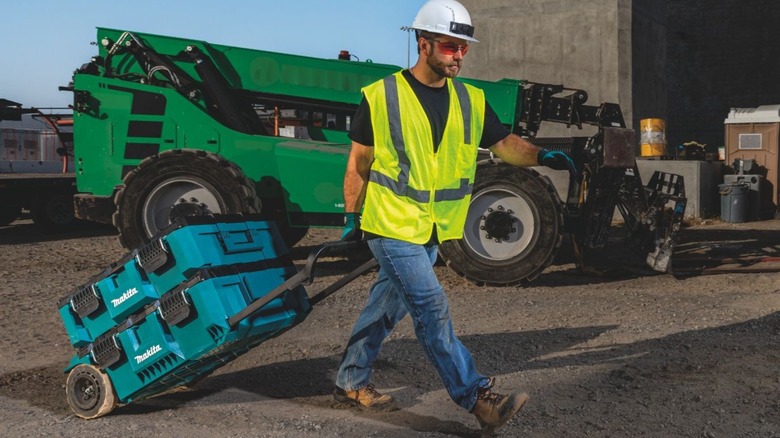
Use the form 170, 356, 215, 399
159, 213, 270, 233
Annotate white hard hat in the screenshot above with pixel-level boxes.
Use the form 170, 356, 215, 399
411, 0, 478, 43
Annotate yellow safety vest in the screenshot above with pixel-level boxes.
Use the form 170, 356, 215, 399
360, 71, 486, 244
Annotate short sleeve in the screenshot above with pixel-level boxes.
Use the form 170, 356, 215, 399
478, 102, 511, 149
347, 96, 374, 146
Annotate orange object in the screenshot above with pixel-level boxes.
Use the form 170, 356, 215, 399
640, 118, 666, 157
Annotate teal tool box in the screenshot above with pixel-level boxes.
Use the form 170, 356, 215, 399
71, 260, 311, 406
57, 214, 376, 419
57, 214, 290, 346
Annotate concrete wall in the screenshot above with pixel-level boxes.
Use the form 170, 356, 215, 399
460, 0, 780, 159
631, 0, 667, 149
458, 0, 780, 219
460, 0, 631, 137
635, 159, 724, 219
666, 1, 780, 154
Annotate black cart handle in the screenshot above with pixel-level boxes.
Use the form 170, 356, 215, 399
227, 241, 376, 328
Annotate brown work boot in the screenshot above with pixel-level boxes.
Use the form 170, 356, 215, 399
333, 383, 397, 411
471, 380, 529, 433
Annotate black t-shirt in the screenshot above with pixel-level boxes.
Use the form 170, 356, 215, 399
348, 69, 510, 151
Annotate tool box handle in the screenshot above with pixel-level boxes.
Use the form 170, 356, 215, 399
215, 222, 264, 254
227, 241, 376, 328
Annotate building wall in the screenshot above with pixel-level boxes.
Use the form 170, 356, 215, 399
631, 0, 667, 148
458, 0, 780, 160
460, 0, 633, 137
666, 0, 780, 154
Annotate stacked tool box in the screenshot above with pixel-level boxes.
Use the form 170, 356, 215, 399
58, 215, 310, 411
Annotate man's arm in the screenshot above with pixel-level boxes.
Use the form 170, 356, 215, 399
489, 133, 578, 177
488, 133, 540, 167
343, 141, 374, 213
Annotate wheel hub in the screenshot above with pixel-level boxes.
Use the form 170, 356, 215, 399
169, 197, 212, 221
73, 374, 99, 410
142, 177, 223, 238
463, 188, 535, 261
482, 206, 516, 242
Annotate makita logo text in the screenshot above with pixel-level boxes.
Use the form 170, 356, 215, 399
134, 345, 162, 364
111, 287, 139, 307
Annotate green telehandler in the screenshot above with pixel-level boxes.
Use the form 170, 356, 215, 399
66, 28, 685, 286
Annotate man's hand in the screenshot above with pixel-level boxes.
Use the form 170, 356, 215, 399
537, 148, 578, 179
341, 212, 363, 241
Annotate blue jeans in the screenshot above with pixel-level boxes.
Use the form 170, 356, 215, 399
335, 237, 489, 411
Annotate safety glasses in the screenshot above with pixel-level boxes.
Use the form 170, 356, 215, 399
426, 38, 469, 56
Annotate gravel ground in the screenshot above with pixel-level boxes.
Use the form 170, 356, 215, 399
0, 216, 778, 437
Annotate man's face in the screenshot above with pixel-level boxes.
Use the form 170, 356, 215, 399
423, 35, 469, 79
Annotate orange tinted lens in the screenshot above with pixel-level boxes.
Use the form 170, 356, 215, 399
438, 42, 468, 56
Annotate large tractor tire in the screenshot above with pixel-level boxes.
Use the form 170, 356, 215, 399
439, 161, 564, 286
113, 149, 261, 250
30, 190, 77, 233
65, 364, 117, 419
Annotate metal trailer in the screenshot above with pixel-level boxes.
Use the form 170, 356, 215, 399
0, 100, 77, 230
0, 173, 76, 229
58, 214, 375, 419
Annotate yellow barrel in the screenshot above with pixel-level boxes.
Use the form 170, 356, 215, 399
640, 118, 666, 157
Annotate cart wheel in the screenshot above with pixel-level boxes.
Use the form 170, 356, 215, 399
66, 364, 117, 419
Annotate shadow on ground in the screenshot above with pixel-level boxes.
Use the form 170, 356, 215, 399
671, 228, 780, 274
0, 219, 117, 245
539, 226, 780, 285
3, 312, 779, 436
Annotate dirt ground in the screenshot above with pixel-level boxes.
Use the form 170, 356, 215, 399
0, 215, 779, 437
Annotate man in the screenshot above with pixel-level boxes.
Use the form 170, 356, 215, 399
333, 0, 576, 432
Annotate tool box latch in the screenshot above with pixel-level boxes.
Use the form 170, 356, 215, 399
90, 334, 123, 369
137, 238, 170, 273
70, 284, 101, 318
159, 289, 192, 326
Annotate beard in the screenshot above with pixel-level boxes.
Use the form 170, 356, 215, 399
426, 54, 461, 78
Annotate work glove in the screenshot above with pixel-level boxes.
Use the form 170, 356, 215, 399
341, 212, 363, 241
537, 148, 579, 180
